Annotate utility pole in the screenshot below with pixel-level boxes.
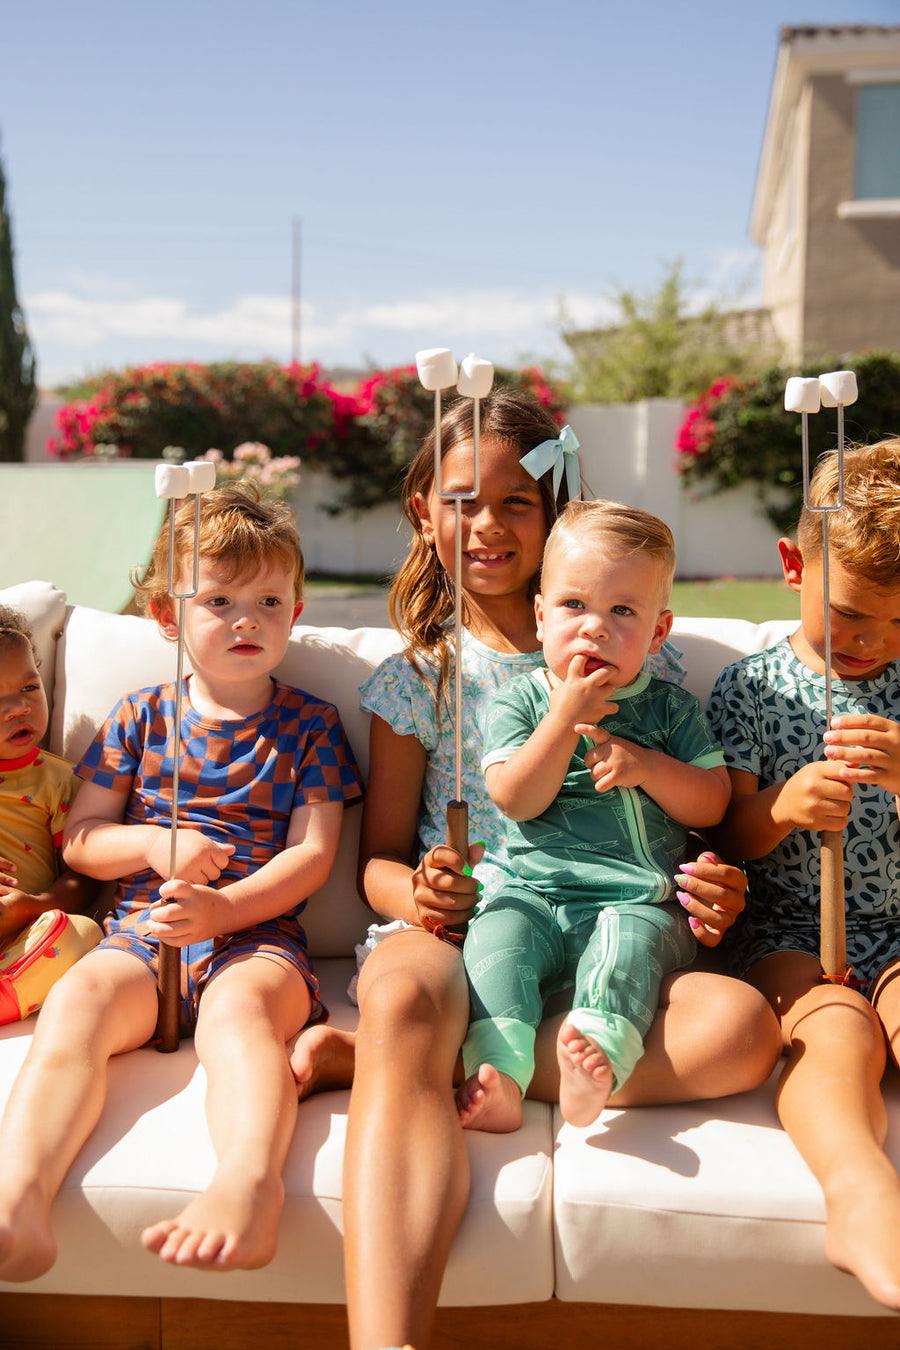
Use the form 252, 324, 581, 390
291, 217, 301, 364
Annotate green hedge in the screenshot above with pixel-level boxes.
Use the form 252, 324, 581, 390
676, 352, 900, 534
51, 360, 567, 514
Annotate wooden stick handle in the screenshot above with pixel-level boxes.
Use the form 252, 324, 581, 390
156, 941, 181, 1052
820, 830, 847, 982
445, 799, 470, 936
446, 799, 469, 856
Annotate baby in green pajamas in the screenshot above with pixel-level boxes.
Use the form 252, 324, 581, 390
456, 499, 731, 1131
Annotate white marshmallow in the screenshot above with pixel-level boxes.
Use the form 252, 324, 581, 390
819, 370, 858, 408
155, 463, 191, 498
184, 460, 217, 494
457, 354, 494, 399
784, 377, 821, 414
416, 347, 458, 391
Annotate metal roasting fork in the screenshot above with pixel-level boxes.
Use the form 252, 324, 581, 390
153, 459, 216, 1050
784, 372, 857, 982
415, 350, 493, 913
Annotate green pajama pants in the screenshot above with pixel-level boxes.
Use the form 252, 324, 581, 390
462, 886, 696, 1094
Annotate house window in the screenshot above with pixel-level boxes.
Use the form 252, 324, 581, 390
855, 83, 900, 199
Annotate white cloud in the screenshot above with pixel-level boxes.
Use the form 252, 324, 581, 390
23, 260, 761, 389
24, 283, 613, 386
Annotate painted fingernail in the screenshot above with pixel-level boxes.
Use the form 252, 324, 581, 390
463, 864, 473, 877
677, 890, 692, 906
679, 862, 695, 876
689, 917, 701, 930
474, 839, 486, 849
698, 852, 716, 863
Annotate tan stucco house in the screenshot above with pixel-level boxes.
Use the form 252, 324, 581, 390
751, 24, 900, 363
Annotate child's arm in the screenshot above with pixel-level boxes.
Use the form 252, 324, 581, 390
708, 761, 854, 861
486, 657, 619, 820
358, 714, 480, 929
578, 725, 731, 828
63, 780, 234, 883
0, 867, 100, 947
148, 798, 345, 944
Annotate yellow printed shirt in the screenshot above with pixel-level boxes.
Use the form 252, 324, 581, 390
0, 748, 79, 897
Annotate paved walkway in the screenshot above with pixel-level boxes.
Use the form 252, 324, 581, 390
300, 583, 391, 629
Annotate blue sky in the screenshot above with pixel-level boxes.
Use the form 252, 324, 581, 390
3, 1, 899, 387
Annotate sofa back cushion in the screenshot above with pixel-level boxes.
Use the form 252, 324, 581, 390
1, 583, 797, 961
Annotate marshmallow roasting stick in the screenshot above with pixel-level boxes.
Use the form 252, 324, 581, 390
816, 370, 858, 982
415, 349, 493, 876
153, 458, 217, 1052
784, 373, 855, 983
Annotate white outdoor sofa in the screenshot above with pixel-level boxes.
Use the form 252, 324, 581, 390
1, 580, 898, 1350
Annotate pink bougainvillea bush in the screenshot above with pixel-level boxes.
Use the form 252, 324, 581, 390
49, 360, 567, 514
674, 353, 900, 535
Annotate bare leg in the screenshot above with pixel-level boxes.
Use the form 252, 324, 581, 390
528, 969, 782, 1105
289, 1023, 356, 1100
142, 956, 310, 1271
556, 1020, 613, 1126
754, 952, 900, 1311
343, 929, 470, 1350
455, 1062, 522, 1133
0, 950, 158, 1282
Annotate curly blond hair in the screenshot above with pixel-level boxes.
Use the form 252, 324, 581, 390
798, 439, 900, 588
543, 499, 676, 599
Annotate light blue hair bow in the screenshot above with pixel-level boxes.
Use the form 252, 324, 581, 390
519, 424, 581, 501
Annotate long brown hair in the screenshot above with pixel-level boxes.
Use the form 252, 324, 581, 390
390, 388, 574, 705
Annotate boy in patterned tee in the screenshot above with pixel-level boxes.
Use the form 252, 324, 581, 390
706, 440, 900, 1311
457, 501, 730, 1133
0, 485, 362, 1284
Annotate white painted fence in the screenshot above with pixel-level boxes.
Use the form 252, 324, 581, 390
291, 400, 786, 579
25, 396, 787, 579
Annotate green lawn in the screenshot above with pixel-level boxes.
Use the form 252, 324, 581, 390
306, 573, 800, 624
670, 577, 799, 622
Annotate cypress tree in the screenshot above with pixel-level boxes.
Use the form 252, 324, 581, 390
0, 143, 36, 461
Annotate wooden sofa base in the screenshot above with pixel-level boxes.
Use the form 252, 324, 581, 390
2, 1293, 896, 1350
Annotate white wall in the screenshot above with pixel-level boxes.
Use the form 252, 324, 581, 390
291, 399, 786, 580
25, 396, 787, 579
570, 399, 787, 578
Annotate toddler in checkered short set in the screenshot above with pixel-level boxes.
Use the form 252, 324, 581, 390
0, 483, 362, 1283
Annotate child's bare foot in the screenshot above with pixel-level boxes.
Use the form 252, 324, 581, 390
823, 1160, 900, 1309
557, 1020, 614, 1127
289, 1023, 356, 1101
454, 1063, 522, 1132
141, 1167, 283, 1271
0, 1179, 57, 1282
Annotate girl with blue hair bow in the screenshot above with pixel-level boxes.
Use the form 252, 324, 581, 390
291, 388, 780, 1350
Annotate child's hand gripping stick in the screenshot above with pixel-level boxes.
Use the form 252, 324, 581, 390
153, 459, 216, 1050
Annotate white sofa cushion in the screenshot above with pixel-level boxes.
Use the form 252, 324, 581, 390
0, 959, 555, 1306
552, 1082, 899, 1318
